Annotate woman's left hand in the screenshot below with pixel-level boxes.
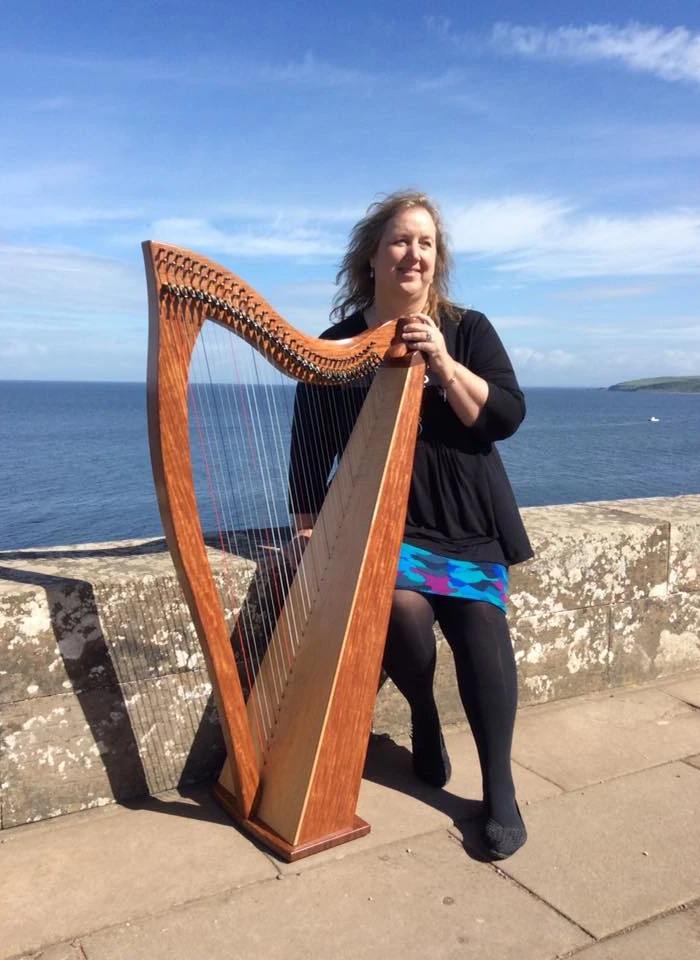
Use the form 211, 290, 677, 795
401, 313, 449, 373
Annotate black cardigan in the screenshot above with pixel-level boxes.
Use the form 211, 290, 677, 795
288, 308, 533, 567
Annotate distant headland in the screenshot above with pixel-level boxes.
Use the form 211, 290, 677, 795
608, 376, 700, 393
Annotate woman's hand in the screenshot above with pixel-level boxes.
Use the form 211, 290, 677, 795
402, 313, 489, 426
401, 313, 454, 384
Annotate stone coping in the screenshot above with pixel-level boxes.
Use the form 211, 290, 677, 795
1, 495, 699, 827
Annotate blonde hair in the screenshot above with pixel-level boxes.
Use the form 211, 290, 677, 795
331, 190, 458, 323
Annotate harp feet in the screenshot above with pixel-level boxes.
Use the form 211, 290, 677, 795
410, 715, 452, 788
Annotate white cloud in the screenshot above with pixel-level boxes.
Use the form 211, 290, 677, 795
492, 21, 700, 85
566, 323, 629, 338
578, 320, 700, 342
0, 246, 143, 316
213, 202, 362, 226
2, 206, 144, 231
263, 283, 339, 336
0, 339, 49, 360
446, 196, 700, 278
147, 218, 342, 259
425, 16, 453, 40
27, 97, 72, 112
449, 196, 572, 255
8, 49, 373, 91
662, 349, 700, 372
257, 51, 368, 87
0, 164, 141, 232
489, 315, 551, 330
553, 283, 661, 301
510, 342, 700, 386
577, 122, 700, 161
281, 305, 337, 338
512, 347, 577, 369
0, 161, 360, 233
0, 162, 90, 195
270, 281, 337, 299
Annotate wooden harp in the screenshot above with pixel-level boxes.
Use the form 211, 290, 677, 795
144, 241, 425, 860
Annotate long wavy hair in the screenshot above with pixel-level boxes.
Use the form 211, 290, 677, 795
331, 190, 458, 324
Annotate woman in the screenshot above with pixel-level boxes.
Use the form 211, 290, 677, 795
288, 190, 533, 859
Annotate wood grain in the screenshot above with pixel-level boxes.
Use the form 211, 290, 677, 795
144, 241, 424, 857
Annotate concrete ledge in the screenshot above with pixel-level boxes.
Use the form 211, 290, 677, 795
2, 495, 699, 827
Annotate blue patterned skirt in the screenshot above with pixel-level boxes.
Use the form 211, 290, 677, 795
395, 542, 508, 612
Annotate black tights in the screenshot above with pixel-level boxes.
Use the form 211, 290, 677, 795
382, 589, 520, 826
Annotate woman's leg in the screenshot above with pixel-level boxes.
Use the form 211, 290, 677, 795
382, 589, 451, 786
435, 598, 523, 835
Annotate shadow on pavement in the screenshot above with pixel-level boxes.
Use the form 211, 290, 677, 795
363, 732, 496, 861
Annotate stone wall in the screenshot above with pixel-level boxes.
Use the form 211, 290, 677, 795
2, 495, 699, 828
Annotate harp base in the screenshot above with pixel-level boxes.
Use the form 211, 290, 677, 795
211, 782, 371, 862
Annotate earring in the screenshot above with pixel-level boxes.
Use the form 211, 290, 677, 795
369, 266, 374, 279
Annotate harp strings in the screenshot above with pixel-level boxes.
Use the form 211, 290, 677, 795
189, 319, 288, 750
185, 313, 369, 760
174, 304, 266, 747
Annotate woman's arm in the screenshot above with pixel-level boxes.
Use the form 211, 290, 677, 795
430, 354, 490, 428
402, 311, 525, 440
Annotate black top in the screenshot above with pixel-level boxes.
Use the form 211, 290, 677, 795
288, 308, 533, 567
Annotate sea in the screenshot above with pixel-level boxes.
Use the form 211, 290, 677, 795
1, 380, 699, 551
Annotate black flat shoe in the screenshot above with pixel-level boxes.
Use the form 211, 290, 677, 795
411, 722, 452, 788
484, 808, 527, 859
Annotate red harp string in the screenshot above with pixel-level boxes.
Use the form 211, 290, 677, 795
184, 315, 370, 761
145, 241, 423, 858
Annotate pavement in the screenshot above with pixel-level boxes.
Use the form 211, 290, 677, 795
2, 672, 700, 960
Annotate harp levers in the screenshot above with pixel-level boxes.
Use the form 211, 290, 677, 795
144, 241, 425, 860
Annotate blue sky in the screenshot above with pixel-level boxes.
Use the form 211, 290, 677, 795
1, 0, 699, 386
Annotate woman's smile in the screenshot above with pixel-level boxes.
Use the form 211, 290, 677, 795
370, 206, 437, 312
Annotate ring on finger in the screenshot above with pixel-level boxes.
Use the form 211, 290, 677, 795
425, 330, 432, 342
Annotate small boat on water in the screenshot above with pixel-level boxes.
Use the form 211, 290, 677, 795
648, 416, 660, 422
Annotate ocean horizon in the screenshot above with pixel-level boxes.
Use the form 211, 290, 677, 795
2, 380, 699, 552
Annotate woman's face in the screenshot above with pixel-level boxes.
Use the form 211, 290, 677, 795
370, 206, 437, 308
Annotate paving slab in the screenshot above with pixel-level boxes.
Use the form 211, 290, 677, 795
662, 675, 700, 709
566, 902, 700, 959
498, 762, 700, 939
276, 727, 563, 875
0, 791, 276, 959
439, 728, 565, 808
80, 830, 590, 960
512, 687, 700, 789
13, 946, 84, 960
